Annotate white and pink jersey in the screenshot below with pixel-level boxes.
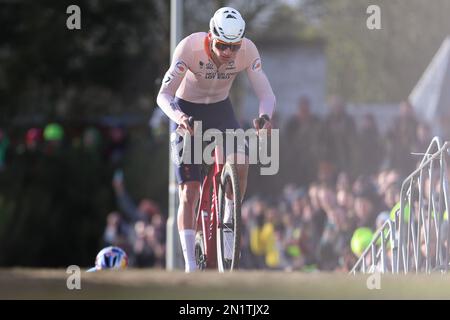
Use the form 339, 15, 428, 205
157, 32, 276, 123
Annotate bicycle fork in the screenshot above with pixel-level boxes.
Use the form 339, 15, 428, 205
197, 169, 219, 268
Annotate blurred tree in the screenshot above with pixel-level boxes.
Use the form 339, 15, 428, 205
0, 142, 114, 267
304, 0, 450, 102
183, 0, 276, 37
251, 3, 324, 44
0, 0, 170, 123
0, 0, 174, 267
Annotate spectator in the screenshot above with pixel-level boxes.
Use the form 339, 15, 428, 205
144, 224, 165, 268
375, 211, 390, 230
336, 172, 355, 218
386, 100, 419, 177
353, 177, 380, 229
106, 125, 127, 168
248, 199, 269, 269
103, 211, 131, 250
322, 96, 357, 176
415, 122, 432, 152
239, 199, 257, 269
82, 126, 102, 151
355, 113, 383, 176
112, 168, 163, 224
43, 123, 65, 155
381, 181, 401, 212
25, 128, 43, 152
318, 205, 353, 271
259, 206, 281, 269
283, 96, 323, 186
132, 221, 155, 267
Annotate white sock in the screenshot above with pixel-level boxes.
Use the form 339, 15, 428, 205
179, 229, 197, 273
224, 198, 234, 260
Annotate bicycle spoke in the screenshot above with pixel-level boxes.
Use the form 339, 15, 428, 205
217, 163, 241, 272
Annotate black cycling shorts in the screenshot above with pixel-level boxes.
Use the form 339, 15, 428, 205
170, 97, 248, 184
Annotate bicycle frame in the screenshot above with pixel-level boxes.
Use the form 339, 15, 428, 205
181, 115, 267, 270
196, 147, 224, 269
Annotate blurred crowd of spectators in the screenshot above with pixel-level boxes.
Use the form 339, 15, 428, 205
103, 170, 166, 268
240, 96, 437, 272
0, 95, 439, 271
0, 122, 128, 171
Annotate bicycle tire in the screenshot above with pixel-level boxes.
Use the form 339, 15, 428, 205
195, 231, 207, 270
217, 162, 241, 272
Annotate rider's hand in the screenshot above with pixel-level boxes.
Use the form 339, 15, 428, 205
178, 114, 194, 136
253, 114, 272, 136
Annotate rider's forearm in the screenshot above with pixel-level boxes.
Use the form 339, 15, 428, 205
247, 68, 276, 118
258, 93, 276, 119
156, 91, 185, 124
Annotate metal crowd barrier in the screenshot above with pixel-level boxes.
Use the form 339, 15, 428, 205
351, 137, 450, 274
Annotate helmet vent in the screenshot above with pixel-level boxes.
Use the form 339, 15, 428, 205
226, 14, 236, 19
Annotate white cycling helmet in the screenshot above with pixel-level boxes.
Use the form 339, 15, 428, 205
209, 7, 245, 44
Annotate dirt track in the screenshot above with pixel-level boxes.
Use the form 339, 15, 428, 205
1, 268, 450, 299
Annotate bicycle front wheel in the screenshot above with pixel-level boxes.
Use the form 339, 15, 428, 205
217, 162, 241, 272
195, 231, 206, 271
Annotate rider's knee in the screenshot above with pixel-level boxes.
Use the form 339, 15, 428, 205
179, 183, 200, 207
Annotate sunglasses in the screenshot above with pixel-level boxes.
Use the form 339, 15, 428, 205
214, 39, 241, 52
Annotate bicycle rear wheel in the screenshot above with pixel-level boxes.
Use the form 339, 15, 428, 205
217, 162, 241, 272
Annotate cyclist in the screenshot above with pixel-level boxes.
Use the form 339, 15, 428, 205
156, 7, 276, 272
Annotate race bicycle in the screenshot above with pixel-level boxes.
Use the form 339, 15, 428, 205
176, 116, 267, 272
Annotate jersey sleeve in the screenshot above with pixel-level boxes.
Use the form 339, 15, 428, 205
245, 40, 276, 118
156, 36, 192, 124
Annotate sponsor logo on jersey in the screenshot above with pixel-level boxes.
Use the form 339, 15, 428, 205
174, 61, 187, 75
225, 61, 236, 70
163, 74, 172, 85
251, 58, 262, 72
204, 72, 237, 80
217, 72, 232, 80
205, 72, 216, 79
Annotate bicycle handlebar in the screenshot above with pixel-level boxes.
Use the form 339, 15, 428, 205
178, 114, 270, 138
187, 116, 195, 131
173, 114, 271, 165
255, 114, 270, 129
